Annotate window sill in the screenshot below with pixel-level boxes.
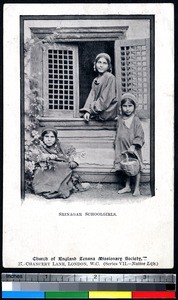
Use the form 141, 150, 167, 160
38, 117, 117, 130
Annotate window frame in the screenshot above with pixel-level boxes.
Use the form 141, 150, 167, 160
30, 27, 150, 120
42, 43, 79, 118
115, 38, 150, 119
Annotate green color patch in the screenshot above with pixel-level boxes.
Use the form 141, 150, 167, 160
45, 291, 89, 299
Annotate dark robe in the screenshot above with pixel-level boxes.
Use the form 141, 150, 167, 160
32, 142, 75, 199
80, 72, 118, 121
114, 114, 145, 171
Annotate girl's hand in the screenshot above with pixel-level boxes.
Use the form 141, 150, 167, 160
84, 112, 90, 122
69, 161, 78, 169
128, 145, 136, 153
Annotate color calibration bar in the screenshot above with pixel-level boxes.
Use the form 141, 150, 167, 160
2, 273, 176, 299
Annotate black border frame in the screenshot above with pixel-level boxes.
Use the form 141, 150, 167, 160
20, 14, 155, 199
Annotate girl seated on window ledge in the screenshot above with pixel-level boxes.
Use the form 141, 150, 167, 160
80, 53, 119, 122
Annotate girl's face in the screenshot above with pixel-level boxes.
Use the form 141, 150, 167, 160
95, 57, 109, 74
121, 100, 135, 116
43, 131, 56, 147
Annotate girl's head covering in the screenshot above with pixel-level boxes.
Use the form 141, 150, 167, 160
41, 127, 58, 140
121, 92, 137, 108
120, 93, 138, 113
94, 53, 112, 72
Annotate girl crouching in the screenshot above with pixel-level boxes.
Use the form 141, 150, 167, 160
32, 128, 89, 199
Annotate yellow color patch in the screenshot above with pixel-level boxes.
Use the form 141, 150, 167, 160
89, 291, 132, 299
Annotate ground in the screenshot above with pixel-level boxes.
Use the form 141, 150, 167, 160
25, 182, 151, 203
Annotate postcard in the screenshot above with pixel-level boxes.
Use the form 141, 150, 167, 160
3, 3, 174, 269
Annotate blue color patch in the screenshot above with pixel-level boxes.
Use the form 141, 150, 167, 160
2, 291, 45, 298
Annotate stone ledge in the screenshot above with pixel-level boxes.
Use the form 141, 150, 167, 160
39, 118, 150, 183
39, 117, 117, 130
74, 165, 150, 183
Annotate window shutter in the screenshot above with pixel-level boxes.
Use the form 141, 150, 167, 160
115, 38, 150, 118
42, 43, 79, 118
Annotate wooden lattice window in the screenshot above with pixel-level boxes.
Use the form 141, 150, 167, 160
115, 39, 150, 118
43, 44, 79, 117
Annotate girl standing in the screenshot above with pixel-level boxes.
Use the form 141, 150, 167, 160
80, 53, 118, 121
32, 128, 89, 199
114, 93, 145, 196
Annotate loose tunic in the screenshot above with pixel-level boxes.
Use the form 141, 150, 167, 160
114, 115, 145, 171
80, 72, 118, 121
32, 142, 76, 199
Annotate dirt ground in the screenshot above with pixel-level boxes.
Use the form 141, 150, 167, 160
25, 182, 151, 203
71, 182, 151, 199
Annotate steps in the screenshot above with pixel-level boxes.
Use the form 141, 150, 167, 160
39, 118, 150, 183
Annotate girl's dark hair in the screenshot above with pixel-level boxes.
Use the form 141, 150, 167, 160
41, 129, 58, 140
121, 98, 136, 110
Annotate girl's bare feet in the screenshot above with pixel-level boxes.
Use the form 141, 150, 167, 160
118, 186, 131, 194
133, 189, 140, 197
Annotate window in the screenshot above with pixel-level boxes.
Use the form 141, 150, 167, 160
41, 38, 150, 119
115, 39, 150, 118
43, 44, 79, 117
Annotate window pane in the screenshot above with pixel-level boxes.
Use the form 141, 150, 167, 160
47, 48, 75, 111
120, 44, 149, 114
